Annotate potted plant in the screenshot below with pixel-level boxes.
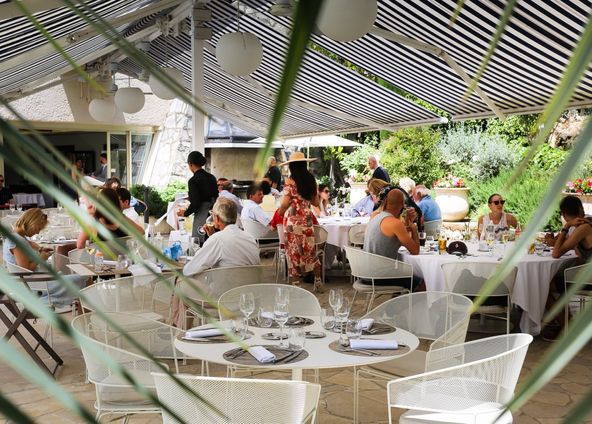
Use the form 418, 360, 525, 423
563, 178, 592, 215
433, 175, 470, 221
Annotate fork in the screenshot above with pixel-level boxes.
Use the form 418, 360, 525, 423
339, 347, 378, 356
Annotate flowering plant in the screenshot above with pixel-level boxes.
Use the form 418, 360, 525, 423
433, 174, 466, 188
565, 178, 592, 194
346, 170, 370, 184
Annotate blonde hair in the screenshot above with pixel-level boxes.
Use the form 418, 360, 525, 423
14, 208, 48, 236
367, 178, 390, 196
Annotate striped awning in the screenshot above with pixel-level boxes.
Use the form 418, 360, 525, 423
1, 0, 591, 136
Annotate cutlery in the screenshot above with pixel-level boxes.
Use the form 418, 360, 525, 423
227, 348, 247, 359
275, 350, 303, 364
339, 347, 378, 356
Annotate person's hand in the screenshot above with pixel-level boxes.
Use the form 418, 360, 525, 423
564, 217, 587, 229
544, 232, 556, 247
39, 248, 53, 260
177, 208, 186, 217
203, 225, 215, 236
405, 207, 417, 225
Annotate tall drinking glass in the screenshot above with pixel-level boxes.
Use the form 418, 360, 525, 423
329, 288, 343, 329
273, 302, 290, 348
336, 297, 351, 345
239, 292, 255, 335
275, 286, 290, 305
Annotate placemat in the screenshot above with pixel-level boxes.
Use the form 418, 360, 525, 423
330, 322, 396, 335
249, 316, 314, 329
223, 345, 309, 366
178, 330, 253, 344
328, 340, 410, 357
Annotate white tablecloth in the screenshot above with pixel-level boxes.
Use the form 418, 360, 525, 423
400, 242, 577, 336
13, 193, 45, 207
318, 216, 369, 249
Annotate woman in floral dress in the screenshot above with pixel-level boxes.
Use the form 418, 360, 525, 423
278, 152, 324, 292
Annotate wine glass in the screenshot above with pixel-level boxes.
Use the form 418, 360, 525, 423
329, 288, 343, 329
199, 213, 215, 235
275, 286, 290, 305
273, 302, 290, 348
486, 233, 495, 256
426, 236, 435, 252
336, 297, 351, 345
239, 292, 255, 335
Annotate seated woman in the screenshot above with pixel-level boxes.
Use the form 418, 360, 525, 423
477, 193, 519, 240
312, 184, 331, 217
77, 188, 144, 249
3, 208, 87, 311
367, 178, 391, 218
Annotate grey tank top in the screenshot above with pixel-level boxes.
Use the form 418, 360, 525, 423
363, 211, 401, 261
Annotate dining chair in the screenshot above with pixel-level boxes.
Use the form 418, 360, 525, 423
564, 264, 592, 331
72, 312, 181, 422
353, 292, 473, 423
276, 224, 288, 283
242, 218, 280, 254
68, 248, 92, 264
152, 373, 321, 424
348, 223, 366, 247
313, 225, 328, 284
441, 262, 517, 334
387, 333, 533, 424
344, 246, 413, 313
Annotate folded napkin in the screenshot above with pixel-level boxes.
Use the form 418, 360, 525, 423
260, 311, 274, 320
350, 339, 398, 350
248, 346, 276, 363
103, 260, 117, 266
360, 318, 374, 331
185, 328, 224, 339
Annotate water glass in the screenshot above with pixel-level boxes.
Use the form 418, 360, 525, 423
329, 288, 343, 314
274, 302, 290, 348
258, 307, 273, 328
288, 328, 306, 351
425, 236, 435, 252
346, 319, 363, 340
275, 286, 290, 305
239, 292, 255, 334
231, 317, 246, 339
535, 242, 545, 256
320, 308, 335, 330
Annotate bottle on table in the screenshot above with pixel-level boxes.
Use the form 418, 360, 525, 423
94, 251, 104, 272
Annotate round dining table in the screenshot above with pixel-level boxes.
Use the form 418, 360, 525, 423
175, 316, 419, 381
400, 241, 577, 335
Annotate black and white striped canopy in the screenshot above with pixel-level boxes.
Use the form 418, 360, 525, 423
0, 0, 590, 137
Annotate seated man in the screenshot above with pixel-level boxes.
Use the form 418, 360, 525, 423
413, 185, 442, 222
183, 197, 260, 277
241, 182, 272, 228
217, 178, 242, 214
261, 178, 281, 197
363, 188, 420, 289
352, 190, 375, 217
117, 187, 140, 223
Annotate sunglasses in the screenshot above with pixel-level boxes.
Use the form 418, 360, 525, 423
491, 200, 505, 205
322, 189, 330, 193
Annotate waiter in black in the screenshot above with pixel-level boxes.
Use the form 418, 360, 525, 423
178, 151, 218, 242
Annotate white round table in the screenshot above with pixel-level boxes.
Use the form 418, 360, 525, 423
317, 217, 369, 249
175, 316, 419, 381
400, 241, 577, 335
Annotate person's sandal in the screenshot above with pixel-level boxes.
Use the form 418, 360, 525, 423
313, 277, 325, 293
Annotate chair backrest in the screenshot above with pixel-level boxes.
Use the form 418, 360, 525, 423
6, 262, 31, 273
565, 264, 592, 287
277, 224, 286, 245
423, 219, 442, 238
52, 253, 71, 275
218, 283, 321, 319
348, 224, 366, 246
313, 225, 328, 245
363, 292, 472, 352
442, 262, 517, 297
152, 373, 321, 424
344, 246, 413, 280
242, 218, 278, 241
68, 248, 91, 264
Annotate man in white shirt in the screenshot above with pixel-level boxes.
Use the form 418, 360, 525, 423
217, 178, 242, 214
241, 183, 272, 227
117, 187, 140, 223
183, 197, 260, 276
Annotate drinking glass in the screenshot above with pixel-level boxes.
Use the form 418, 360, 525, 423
198, 213, 215, 235
438, 236, 447, 255
258, 307, 273, 328
346, 319, 363, 340
426, 236, 435, 252
273, 302, 290, 348
231, 317, 246, 339
275, 286, 290, 305
419, 232, 426, 247
288, 328, 306, 351
486, 233, 495, 256
535, 242, 545, 256
239, 292, 255, 335
320, 307, 335, 330
329, 288, 343, 328
336, 297, 351, 345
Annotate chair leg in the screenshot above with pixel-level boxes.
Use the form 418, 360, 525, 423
366, 293, 376, 314
353, 366, 359, 424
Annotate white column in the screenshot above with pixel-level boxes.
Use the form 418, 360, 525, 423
191, 21, 206, 153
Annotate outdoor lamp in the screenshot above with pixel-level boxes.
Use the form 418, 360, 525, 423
148, 67, 185, 100
114, 87, 145, 113
318, 0, 377, 42
88, 98, 116, 122
216, 32, 263, 76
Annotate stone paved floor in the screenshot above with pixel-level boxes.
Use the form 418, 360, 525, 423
1, 272, 592, 423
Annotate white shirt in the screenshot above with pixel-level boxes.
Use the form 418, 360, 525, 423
219, 190, 243, 213
241, 199, 271, 227
182, 224, 260, 276
123, 206, 140, 222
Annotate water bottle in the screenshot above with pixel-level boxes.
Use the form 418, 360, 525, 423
94, 251, 104, 272
178, 217, 186, 235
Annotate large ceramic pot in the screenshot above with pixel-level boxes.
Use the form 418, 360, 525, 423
434, 187, 470, 221
562, 192, 592, 216
349, 182, 368, 207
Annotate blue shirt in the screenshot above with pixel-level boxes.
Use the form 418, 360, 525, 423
418, 195, 442, 222
352, 195, 375, 217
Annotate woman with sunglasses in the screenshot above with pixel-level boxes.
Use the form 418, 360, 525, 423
477, 193, 519, 240
313, 184, 331, 217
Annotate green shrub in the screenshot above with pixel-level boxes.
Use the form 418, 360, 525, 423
339, 143, 378, 176
159, 179, 188, 203
467, 169, 561, 231
380, 126, 443, 186
485, 114, 539, 147
130, 184, 167, 218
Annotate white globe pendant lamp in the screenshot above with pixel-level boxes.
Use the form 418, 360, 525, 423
114, 87, 145, 113
88, 98, 116, 122
216, 31, 263, 76
148, 67, 185, 100
318, 0, 378, 42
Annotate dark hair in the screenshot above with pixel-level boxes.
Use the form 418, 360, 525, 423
260, 180, 272, 195
95, 188, 122, 225
116, 187, 131, 203
100, 153, 107, 160
488, 193, 502, 203
289, 161, 317, 201
187, 151, 207, 167
559, 195, 584, 217
246, 182, 262, 198
104, 177, 121, 189
319, 183, 328, 192
218, 179, 233, 192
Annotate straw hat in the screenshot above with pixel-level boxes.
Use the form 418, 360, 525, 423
279, 151, 317, 166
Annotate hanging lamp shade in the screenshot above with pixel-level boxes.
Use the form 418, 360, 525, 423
318, 0, 377, 42
114, 87, 145, 113
216, 32, 263, 76
88, 98, 116, 122
148, 67, 185, 100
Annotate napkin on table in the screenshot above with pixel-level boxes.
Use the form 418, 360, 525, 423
360, 318, 374, 331
249, 346, 276, 363
185, 328, 224, 339
350, 339, 398, 350
103, 260, 117, 266
260, 311, 274, 320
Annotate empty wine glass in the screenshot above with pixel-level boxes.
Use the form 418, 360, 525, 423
273, 302, 290, 348
336, 297, 351, 345
275, 286, 290, 305
239, 292, 255, 335
329, 288, 343, 330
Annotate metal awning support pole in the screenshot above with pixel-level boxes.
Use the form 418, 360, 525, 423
191, 3, 211, 154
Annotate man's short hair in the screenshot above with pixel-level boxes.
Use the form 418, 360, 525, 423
217, 178, 233, 192
559, 195, 584, 217
116, 187, 131, 204
100, 153, 107, 160
260, 180, 272, 195
415, 185, 430, 198
246, 182, 262, 198
212, 197, 237, 225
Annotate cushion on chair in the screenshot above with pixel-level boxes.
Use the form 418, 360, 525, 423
400, 405, 512, 424
353, 279, 406, 293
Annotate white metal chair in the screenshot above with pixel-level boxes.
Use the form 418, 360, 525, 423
344, 246, 413, 313
353, 292, 473, 423
276, 224, 288, 283
348, 223, 366, 247
242, 218, 280, 253
387, 333, 533, 424
442, 262, 517, 334
564, 264, 592, 331
423, 219, 442, 238
68, 248, 92, 264
72, 312, 181, 421
152, 373, 321, 424
313, 225, 328, 284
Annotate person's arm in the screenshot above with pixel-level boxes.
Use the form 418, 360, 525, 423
477, 215, 484, 239
13, 242, 51, 271
381, 216, 420, 255
507, 213, 519, 230
552, 218, 589, 258
182, 235, 222, 276
253, 206, 272, 227
310, 192, 320, 208
76, 230, 90, 249
126, 216, 144, 234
